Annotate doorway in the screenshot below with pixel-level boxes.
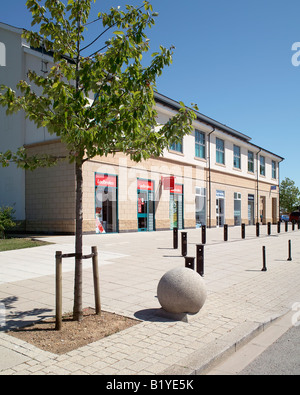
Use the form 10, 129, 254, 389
216, 190, 225, 227
137, 179, 155, 232
170, 184, 184, 230
248, 194, 255, 225
95, 173, 118, 233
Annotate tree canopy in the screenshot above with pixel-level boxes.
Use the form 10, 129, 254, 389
280, 177, 300, 213
0, 0, 197, 322
0, 0, 197, 168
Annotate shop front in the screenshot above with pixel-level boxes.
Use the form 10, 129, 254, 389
137, 178, 155, 232
170, 184, 184, 230
95, 173, 118, 234
248, 194, 255, 225
216, 190, 225, 227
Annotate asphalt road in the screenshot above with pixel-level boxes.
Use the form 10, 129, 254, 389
239, 326, 300, 375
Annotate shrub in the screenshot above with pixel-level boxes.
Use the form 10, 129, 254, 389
0, 206, 16, 239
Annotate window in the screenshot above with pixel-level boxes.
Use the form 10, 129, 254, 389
195, 187, 206, 227
170, 139, 183, 153
260, 156, 265, 176
216, 138, 225, 164
234, 192, 242, 226
272, 161, 277, 179
0, 42, 6, 67
233, 145, 241, 169
195, 130, 206, 159
248, 151, 254, 173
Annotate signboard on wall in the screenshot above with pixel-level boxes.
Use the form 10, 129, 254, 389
95, 174, 117, 188
170, 184, 183, 195
161, 176, 175, 190
137, 179, 154, 191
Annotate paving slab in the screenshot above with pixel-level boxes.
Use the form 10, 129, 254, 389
0, 225, 300, 375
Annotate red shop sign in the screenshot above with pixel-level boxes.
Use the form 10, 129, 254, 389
170, 184, 183, 194
161, 176, 175, 190
137, 179, 154, 191
95, 174, 117, 188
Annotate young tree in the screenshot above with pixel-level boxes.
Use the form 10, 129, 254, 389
0, 0, 197, 321
280, 177, 300, 214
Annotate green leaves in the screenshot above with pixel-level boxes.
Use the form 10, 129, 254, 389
1, 0, 197, 168
0, 206, 16, 239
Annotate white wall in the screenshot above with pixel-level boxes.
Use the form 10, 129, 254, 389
0, 24, 26, 219
155, 102, 280, 186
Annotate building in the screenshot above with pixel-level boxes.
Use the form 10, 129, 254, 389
0, 22, 284, 234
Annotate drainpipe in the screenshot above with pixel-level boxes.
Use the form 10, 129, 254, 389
208, 127, 215, 228
256, 148, 262, 223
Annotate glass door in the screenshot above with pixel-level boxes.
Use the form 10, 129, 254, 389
137, 179, 155, 232
137, 190, 148, 232
170, 184, 184, 230
216, 191, 225, 227
95, 174, 118, 233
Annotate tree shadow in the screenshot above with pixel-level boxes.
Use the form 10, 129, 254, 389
1, 296, 53, 331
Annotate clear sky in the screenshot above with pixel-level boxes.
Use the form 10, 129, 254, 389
1, 0, 300, 188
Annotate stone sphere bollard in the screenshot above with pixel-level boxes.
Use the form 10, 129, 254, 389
157, 267, 207, 315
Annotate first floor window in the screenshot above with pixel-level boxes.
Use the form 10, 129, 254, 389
260, 156, 265, 176
233, 145, 241, 169
170, 139, 183, 153
216, 138, 225, 164
195, 130, 206, 159
272, 161, 277, 179
248, 151, 254, 173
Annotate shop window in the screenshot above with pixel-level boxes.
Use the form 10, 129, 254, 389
170, 184, 184, 230
234, 192, 242, 226
137, 179, 155, 232
95, 173, 118, 233
195, 187, 206, 227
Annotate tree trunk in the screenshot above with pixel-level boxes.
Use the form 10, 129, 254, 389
73, 160, 83, 322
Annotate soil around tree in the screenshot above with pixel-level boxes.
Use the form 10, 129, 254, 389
8, 308, 139, 355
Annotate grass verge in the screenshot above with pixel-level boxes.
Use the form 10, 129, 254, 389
0, 237, 52, 252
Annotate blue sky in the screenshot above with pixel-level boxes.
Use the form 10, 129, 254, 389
1, 0, 300, 188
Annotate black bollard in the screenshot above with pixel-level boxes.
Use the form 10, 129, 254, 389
268, 222, 271, 236
292, 222, 295, 231
224, 224, 228, 241
285, 221, 288, 232
181, 232, 187, 257
287, 240, 292, 261
256, 222, 260, 237
196, 244, 204, 277
277, 221, 281, 234
173, 227, 178, 249
202, 225, 206, 245
185, 256, 195, 270
241, 223, 245, 239
261, 246, 267, 271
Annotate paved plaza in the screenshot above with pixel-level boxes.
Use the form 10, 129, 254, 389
0, 224, 300, 375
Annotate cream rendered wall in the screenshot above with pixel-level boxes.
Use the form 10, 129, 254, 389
0, 24, 26, 219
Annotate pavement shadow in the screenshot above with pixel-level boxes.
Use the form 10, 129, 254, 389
134, 308, 188, 323
1, 296, 52, 331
